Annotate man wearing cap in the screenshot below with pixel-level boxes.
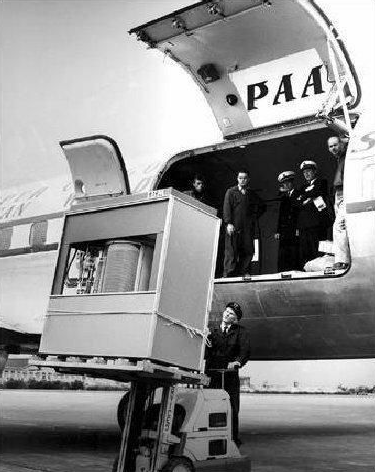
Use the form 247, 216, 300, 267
205, 302, 250, 446
297, 161, 331, 268
223, 169, 266, 277
275, 171, 300, 271
327, 136, 350, 270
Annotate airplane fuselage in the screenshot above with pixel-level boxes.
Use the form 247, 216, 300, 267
1, 0, 375, 362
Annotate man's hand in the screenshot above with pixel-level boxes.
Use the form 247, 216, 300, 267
274, 233, 280, 240
227, 361, 241, 370
226, 224, 235, 236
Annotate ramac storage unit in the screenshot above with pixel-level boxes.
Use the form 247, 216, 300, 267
39, 187, 220, 371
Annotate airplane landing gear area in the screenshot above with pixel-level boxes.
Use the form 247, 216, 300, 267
31, 357, 250, 472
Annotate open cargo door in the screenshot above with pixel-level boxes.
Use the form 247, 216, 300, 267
60, 135, 130, 200
130, 0, 360, 138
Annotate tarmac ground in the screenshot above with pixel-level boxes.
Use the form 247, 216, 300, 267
0, 390, 374, 472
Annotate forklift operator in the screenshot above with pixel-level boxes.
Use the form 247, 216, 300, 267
205, 302, 250, 446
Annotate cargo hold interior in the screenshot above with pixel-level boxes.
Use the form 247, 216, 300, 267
156, 125, 339, 278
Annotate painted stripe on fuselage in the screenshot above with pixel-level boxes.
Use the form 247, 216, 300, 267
0, 211, 65, 229
347, 200, 375, 213
0, 212, 64, 257
0, 243, 59, 258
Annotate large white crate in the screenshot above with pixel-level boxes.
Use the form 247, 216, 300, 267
39, 189, 220, 371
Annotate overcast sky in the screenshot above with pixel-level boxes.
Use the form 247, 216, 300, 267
1, 0, 220, 189
1, 0, 374, 388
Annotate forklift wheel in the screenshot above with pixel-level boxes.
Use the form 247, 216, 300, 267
117, 392, 129, 431
112, 454, 119, 472
161, 457, 194, 472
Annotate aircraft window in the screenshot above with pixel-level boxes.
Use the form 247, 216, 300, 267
209, 412, 227, 428
29, 220, 48, 247
0, 227, 13, 250
208, 439, 227, 456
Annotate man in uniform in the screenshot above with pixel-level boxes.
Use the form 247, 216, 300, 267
297, 161, 331, 268
223, 169, 266, 277
327, 136, 350, 270
205, 302, 250, 446
275, 171, 300, 271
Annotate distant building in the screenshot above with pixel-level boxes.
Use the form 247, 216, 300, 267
1, 355, 128, 389
1, 356, 85, 384
240, 376, 251, 391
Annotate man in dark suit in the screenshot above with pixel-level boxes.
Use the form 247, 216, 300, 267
223, 169, 266, 277
205, 302, 250, 446
297, 160, 332, 268
275, 170, 300, 271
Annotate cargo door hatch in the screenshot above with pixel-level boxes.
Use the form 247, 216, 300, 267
60, 135, 130, 201
130, 0, 360, 139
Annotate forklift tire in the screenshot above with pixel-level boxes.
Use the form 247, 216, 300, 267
161, 457, 194, 472
117, 392, 129, 431
112, 454, 119, 472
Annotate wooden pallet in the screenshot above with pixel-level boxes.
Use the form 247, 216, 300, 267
30, 356, 209, 385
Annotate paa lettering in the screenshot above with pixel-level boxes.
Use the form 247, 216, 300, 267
247, 65, 325, 110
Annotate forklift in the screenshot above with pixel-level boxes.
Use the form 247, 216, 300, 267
114, 370, 249, 472
33, 358, 250, 472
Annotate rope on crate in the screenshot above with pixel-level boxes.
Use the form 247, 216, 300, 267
155, 311, 212, 347
48, 310, 148, 315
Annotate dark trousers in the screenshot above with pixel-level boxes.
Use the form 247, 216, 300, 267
208, 370, 240, 442
299, 226, 320, 267
223, 230, 254, 277
278, 238, 299, 272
